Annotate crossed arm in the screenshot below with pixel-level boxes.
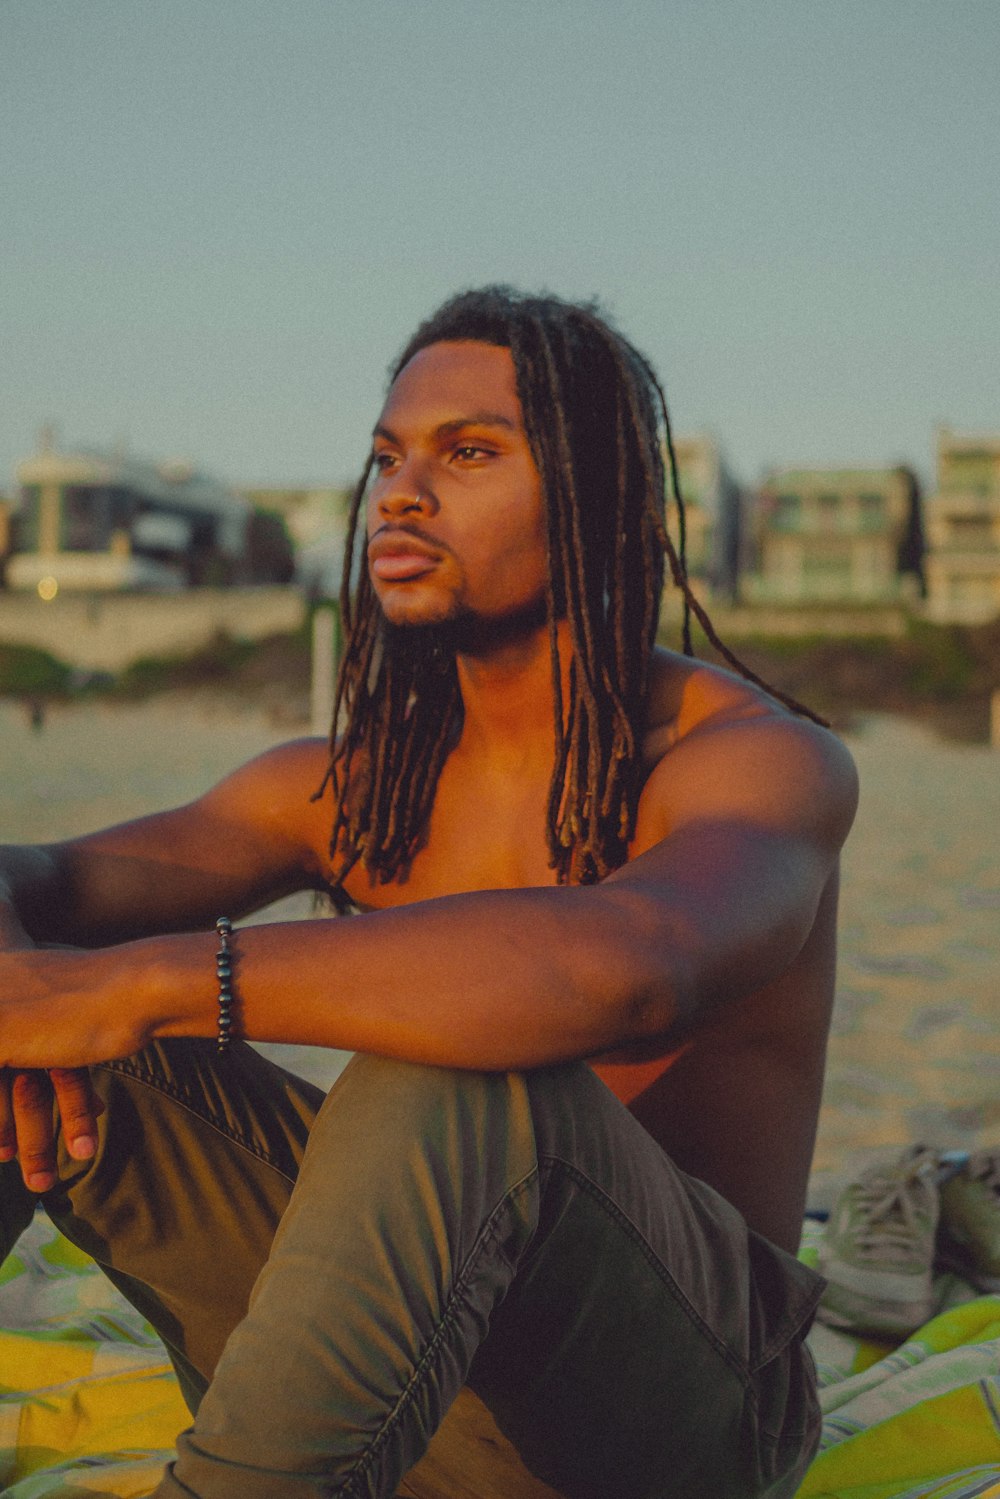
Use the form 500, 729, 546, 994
0, 712, 858, 1191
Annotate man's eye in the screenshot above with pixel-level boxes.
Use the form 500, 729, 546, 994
452, 445, 492, 462
372, 453, 398, 472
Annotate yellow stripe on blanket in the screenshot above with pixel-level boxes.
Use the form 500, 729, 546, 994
0, 1357, 187, 1493
797, 1298, 1000, 1499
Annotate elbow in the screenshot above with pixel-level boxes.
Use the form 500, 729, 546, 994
578, 885, 693, 1050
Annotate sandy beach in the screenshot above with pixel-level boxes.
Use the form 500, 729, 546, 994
1, 694, 998, 1201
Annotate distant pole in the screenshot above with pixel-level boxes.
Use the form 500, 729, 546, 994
991, 690, 1000, 750
311, 605, 340, 738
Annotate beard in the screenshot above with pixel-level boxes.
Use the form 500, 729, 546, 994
380, 590, 549, 660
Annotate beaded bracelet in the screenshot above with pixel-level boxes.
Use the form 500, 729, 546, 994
215, 916, 235, 1054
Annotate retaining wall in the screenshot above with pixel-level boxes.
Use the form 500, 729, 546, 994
0, 587, 306, 671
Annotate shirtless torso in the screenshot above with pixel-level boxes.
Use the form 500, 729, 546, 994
318, 649, 843, 1251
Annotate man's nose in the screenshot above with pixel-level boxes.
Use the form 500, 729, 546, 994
376, 471, 437, 519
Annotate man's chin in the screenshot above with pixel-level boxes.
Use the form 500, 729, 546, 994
377, 598, 466, 633
381, 597, 548, 656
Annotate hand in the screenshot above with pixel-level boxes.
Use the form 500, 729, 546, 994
0, 945, 145, 1070
0, 939, 132, 1194
0, 1066, 105, 1194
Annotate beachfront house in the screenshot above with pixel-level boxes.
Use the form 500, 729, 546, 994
6, 438, 292, 594
923, 429, 1000, 625
742, 465, 924, 606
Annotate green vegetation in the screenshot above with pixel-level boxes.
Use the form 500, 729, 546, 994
2, 613, 999, 742
0, 642, 74, 697
110, 632, 263, 698
106, 624, 313, 704
687, 615, 1000, 739
901, 619, 976, 700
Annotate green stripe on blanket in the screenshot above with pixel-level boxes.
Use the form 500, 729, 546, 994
2, 1211, 999, 1497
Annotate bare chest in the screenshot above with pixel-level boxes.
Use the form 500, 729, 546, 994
341, 762, 559, 910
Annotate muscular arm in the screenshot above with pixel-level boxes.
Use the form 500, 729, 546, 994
0, 737, 332, 1189
0, 738, 331, 948
2, 711, 858, 1072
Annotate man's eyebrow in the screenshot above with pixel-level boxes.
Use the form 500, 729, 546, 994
372, 413, 518, 443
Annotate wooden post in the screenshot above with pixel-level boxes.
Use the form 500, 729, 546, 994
310, 605, 339, 738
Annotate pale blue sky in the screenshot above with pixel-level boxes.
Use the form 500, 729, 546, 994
3, 0, 998, 494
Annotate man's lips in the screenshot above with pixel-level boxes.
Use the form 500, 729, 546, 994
371, 553, 438, 581
368, 532, 441, 582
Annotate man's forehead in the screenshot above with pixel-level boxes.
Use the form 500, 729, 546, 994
377, 340, 522, 431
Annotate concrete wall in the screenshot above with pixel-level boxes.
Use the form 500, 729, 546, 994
0, 586, 306, 671
659, 595, 910, 639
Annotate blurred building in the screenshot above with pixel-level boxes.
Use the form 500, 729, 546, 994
242, 486, 351, 600
7, 438, 292, 593
0, 494, 13, 584
670, 434, 743, 601
923, 429, 1000, 624
241, 486, 350, 551
743, 466, 924, 605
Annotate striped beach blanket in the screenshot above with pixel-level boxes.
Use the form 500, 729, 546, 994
2, 1211, 998, 1497
797, 1220, 1000, 1499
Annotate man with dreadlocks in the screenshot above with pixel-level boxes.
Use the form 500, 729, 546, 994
0, 287, 857, 1498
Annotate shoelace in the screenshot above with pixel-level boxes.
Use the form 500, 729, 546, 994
847, 1149, 939, 1261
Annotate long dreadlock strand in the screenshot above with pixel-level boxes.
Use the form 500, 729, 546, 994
530, 316, 644, 878
658, 376, 694, 658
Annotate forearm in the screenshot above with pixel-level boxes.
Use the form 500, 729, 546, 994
4, 824, 832, 1075
145, 887, 672, 1071
0, 846, 63, 946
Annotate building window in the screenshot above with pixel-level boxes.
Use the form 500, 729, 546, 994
773, 493, 801, 530
60, 486, 113, 551
859, 493, 884, 531
799, 550, 855, 599
817, 493, 841, 532
945, 515, 997, 547
16, 485, 42, 550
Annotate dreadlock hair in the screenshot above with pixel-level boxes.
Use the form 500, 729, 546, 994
314, 285, 826, 892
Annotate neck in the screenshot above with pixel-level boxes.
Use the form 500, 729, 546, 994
453, 618, 571, 772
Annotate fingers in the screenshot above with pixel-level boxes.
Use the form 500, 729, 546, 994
0, 1068, 104, 1194
49, 1067, 104, 1164
0, 1070, 16, 1167
10, 1070, 59, 1193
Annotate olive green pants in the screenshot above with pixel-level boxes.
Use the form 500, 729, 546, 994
1, 1040, 823, 1497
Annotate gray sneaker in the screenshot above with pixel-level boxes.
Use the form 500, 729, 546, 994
817, 1146, 940, 1337
938, 1149, 1000, 1291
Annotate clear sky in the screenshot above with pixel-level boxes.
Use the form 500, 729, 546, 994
3, 0, 998, 495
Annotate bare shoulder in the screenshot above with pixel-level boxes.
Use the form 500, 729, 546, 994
21, 736, 341, 943
634, 649, 858, 852
68, 734, 337, 876
193, 734, 336, 856
199, 734, 332, 813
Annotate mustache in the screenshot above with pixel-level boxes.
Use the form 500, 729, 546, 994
367, 521, 452, 556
